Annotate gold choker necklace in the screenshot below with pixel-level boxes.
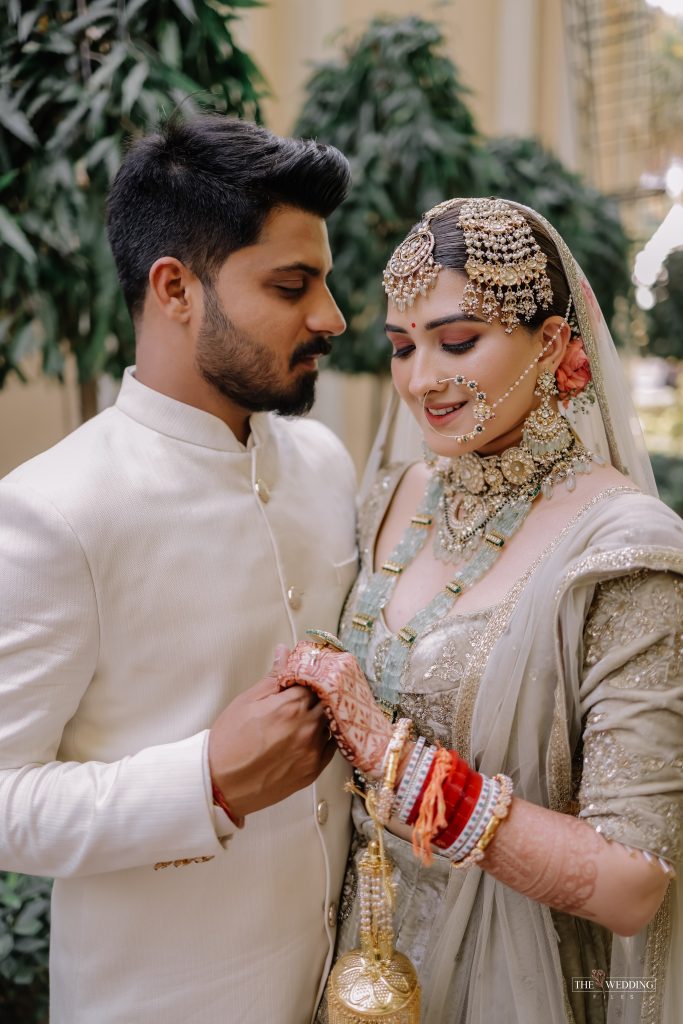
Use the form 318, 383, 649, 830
433, 430, 598, 563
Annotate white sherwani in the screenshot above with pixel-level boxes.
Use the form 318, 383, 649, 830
0, 369, 358, 1023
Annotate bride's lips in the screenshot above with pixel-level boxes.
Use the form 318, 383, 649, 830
424, 400, 467, 429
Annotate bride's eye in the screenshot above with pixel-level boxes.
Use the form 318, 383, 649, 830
441, 338, 479, 353
390, 345, 415, 360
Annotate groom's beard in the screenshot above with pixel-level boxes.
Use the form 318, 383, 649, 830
195, 284, 332, 417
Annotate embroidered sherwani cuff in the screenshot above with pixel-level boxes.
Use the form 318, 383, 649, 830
0, 729, 224, 877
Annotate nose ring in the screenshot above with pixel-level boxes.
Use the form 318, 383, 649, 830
422, 375, 494, 443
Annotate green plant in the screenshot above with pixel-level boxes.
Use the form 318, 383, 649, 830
478, 136, 631, 330
0, 873, 52, 1023
646, 248, 683, 360
649, 452, 683, 516
295, 16, 632, 375
295, 16, 481, 373
0, 0, 265, 416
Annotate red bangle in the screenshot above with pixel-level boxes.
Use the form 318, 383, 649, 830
434, 769, 483, 848
212, 782, 245, 830
432, 752, 471, 846
408, 749, 467, 830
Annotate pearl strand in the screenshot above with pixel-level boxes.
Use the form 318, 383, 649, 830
490, 294, 573, 412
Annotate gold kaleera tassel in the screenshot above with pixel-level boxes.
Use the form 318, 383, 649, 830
327, 786, 421, 1023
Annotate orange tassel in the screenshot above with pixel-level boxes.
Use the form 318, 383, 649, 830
412, 748, 452, 865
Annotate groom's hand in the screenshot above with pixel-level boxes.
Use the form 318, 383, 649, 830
208, 645, 336, 819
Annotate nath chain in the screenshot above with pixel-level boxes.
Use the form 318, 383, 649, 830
424, 295, 573, 444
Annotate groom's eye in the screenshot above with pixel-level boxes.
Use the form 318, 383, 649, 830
276, 283, 306, 297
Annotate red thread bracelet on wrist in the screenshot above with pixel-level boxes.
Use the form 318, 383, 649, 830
211, 782, 245, 830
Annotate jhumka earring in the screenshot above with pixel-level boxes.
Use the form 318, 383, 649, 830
522, 369, 572, 462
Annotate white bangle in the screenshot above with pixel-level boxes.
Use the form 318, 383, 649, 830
398, 745, 437, 823
392, 736, 426, 814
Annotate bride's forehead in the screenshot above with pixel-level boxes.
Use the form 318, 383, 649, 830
386, 273, 470, 328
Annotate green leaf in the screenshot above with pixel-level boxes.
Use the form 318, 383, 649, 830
0, 168, 19, 193
11, 964, 35, 984
13, 902, 44, 937
0, 95, 39, 147
170, 0, 198, 22
46, 99, 90, 150
86, 42, 128, 93
9, 321, 40, 361
62, 0, 118, 36
0, 933, 14, 959
120, 0, 150, 24
0, 207, 36, 264
158, 20, 182, 69
121, 61, 148, 115
17, 10, 39, 41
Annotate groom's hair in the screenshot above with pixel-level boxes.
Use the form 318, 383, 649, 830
107, 114, 350, 319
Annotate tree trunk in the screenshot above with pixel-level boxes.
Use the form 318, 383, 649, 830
79, 378, 98, 422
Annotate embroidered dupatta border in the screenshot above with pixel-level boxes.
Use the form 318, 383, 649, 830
451, 486, 638, 764
553, 544, 683, 1024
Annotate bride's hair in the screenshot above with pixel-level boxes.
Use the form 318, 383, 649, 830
420, 200, 573, 333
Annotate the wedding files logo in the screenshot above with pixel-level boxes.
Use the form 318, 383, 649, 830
571, 969, 656, 995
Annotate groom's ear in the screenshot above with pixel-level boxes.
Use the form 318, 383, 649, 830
147, 257, 198, 325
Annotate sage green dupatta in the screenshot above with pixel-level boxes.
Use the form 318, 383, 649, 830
417, 488, 682, 1024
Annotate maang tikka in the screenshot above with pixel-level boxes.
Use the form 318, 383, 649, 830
383, 197, 553, 333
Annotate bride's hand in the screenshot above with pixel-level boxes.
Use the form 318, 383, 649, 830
277, 641, 393, 778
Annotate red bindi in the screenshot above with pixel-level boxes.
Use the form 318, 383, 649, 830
411, 322, 416, 329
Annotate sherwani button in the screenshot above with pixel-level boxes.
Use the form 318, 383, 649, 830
316, 799, 329, 825
255, 479, 270, 503
327, 902, 338, 928
287, 586, 302, 610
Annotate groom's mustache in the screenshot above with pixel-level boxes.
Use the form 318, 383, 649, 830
290, 337, 333, 368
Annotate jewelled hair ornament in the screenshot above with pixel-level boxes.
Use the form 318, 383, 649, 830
382, 197, 553, 333
459, 197, 553, 332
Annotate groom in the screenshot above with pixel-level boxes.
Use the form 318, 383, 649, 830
0, 116, 357, 1023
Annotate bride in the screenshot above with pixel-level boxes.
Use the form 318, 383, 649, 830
280, 197, 683, 1024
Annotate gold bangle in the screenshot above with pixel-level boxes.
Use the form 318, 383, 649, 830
376, 718, 412, 824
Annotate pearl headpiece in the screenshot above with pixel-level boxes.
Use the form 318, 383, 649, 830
382, 197, 554, 333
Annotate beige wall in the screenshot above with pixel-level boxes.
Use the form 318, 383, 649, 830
237, 0, 576, 163
0, 0, 577, 478
0, 355, 80, 479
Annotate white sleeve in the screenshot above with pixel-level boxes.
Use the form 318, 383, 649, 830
0, 481, 227, 877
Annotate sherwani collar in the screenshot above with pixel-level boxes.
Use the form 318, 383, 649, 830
115, 367, 273, 454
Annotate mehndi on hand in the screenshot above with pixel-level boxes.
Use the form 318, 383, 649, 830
277, 641, 393, 778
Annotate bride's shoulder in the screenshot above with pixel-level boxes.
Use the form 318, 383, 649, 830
544, 462, 682, 550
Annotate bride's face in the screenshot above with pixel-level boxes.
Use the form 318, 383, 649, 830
385, 269, 562, 458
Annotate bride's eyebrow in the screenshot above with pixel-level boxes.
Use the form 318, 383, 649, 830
384, 313, 486, 334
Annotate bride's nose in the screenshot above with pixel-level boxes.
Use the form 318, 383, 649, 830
407, 350, 449, 401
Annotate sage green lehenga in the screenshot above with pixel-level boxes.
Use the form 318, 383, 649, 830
315, 204, 683, 1024
315, 467, 682, 1024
